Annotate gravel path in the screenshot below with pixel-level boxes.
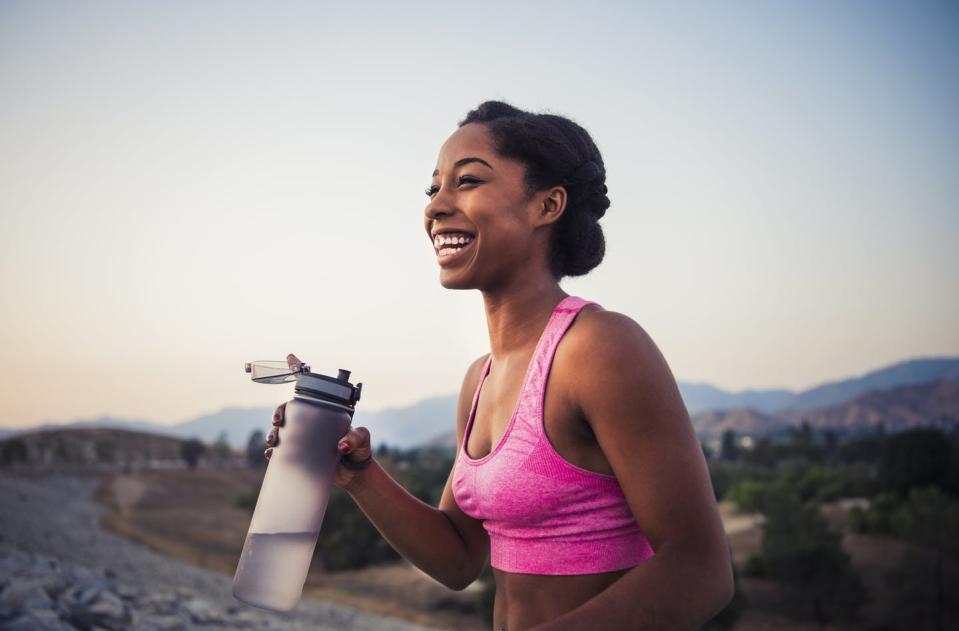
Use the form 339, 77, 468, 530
0, 474, 441, 631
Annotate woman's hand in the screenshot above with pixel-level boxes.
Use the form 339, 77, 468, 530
265, 353, 374, 489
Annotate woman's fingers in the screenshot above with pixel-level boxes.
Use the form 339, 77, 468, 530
272, 401, 286, 427
264, 447, 273, 460
337, 426, 371, 454
265, 427, 278, 447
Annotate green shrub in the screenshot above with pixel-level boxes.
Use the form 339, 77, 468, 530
758, 495, 869, 623
742, 554, 766, 578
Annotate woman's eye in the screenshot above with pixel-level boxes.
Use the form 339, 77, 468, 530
424, 176, 481, 198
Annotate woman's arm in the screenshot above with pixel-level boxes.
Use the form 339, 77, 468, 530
341, 354, 491, 591
531, 311, 733, 630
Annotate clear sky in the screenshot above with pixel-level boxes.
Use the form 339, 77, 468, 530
1, 1, 957, 429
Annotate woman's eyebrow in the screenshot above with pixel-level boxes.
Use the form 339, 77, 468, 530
432, 157, 494, 177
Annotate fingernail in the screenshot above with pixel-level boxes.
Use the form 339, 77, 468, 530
338, 443, 349, 452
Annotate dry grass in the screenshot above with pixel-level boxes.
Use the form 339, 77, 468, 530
96, 468, 485, 630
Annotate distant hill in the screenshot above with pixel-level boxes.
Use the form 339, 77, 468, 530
690, 407, 791, 439
779, 379, 959, 434
677, 382, 795, 415
0, 427, 190, 470
781, 357, 959, 412
425, 377, 959, 447
690, 378, 959, 440
9, 356, 959, 449
171, 407, 275, 451
677, 356, 959, 414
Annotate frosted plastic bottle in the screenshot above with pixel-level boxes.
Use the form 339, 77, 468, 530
232, 360, 363, 612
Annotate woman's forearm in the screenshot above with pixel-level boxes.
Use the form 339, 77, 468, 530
342, 459, 476, 590
528, 543, 734, 630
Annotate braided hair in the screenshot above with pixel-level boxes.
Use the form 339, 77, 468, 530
458, 101, 609, 280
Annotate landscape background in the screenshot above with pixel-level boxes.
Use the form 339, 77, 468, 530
2, 1, 958, 630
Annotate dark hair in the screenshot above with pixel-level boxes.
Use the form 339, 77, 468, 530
458, 100, 609, 280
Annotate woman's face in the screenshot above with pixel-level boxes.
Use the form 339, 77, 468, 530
424, 123, 551, 290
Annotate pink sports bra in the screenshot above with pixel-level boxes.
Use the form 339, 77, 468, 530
451, 295, 655, 575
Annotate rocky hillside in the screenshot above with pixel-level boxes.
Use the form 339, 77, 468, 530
0, 475, 437, 631
0, 428, 213, 471
779, 379, 959, 433
693, 378, 959, 439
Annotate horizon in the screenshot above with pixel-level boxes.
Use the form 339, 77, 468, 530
8, 353, 957, 431
1, 2, 957, 429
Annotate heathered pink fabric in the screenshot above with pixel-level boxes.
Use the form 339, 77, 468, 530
452, 295, 655, 575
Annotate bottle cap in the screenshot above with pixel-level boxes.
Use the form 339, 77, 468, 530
244, 360, 362, 409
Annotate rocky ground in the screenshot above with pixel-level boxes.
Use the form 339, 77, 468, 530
0, 474, 441, 631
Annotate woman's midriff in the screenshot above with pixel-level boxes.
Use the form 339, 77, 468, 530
491, 566, 631, 631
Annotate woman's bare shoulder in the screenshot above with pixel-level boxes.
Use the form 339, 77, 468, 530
570, 305, 654, 357
566, 306, 685, 426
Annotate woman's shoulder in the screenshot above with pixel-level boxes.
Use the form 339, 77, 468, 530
570, 304, 653, 358
564, 304, 687, 432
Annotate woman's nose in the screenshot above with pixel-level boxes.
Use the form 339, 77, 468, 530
425, 191, 452, 222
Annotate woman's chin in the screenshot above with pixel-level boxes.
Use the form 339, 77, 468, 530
438, 270, 474, 290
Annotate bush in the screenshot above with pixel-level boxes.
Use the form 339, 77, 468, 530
180, 438, 205, 469
881, 546, 959, 629
315, 486, 400, 570
758, 495, 869, 624
877, 428, 950, 496
726, 479, 781, 514
0, 437, 27, 466
709, 462, 775, 502
742, 554, 766, 578
851, 485, 959, 560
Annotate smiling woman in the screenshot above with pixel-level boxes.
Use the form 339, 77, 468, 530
269, 100, 734, 630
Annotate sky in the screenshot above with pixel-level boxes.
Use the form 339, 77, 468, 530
1, 1, 957, 429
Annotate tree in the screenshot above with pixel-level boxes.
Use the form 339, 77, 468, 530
314, 486, 399, 569
878, 428, 950, 496
0, 437, 28, 467
786, 420, 821, 462
246, 429, 266, 468
212, 430, 232, 465
720, 429, 739, 462
851, 486, 959, 627
181, 437, 205, 469
740, 436, 778, 468
759, 494, 869, 623
822, 429, 839, 460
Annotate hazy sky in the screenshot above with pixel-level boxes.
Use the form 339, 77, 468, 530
1, 1, 957, 429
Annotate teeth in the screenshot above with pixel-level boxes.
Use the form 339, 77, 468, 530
433, 233, 474, 248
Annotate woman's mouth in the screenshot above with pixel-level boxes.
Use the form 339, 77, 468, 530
433, 232, 475, 266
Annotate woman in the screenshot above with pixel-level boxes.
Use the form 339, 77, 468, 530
267, 101, 734, 630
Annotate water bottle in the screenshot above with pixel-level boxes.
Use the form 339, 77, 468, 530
232, 359, 363, 612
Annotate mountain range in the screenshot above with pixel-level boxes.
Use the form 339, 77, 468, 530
5, 356, 958, 449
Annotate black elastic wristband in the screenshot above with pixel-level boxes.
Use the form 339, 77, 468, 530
339, 454, 373, 470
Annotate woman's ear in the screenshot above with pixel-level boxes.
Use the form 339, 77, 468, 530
537, 185, 567, 227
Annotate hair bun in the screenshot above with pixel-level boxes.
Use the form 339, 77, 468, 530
562, 161, 608, 219
562, 161, 603, 188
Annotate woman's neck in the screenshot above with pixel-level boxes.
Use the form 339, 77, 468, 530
481, 277, 568, 359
